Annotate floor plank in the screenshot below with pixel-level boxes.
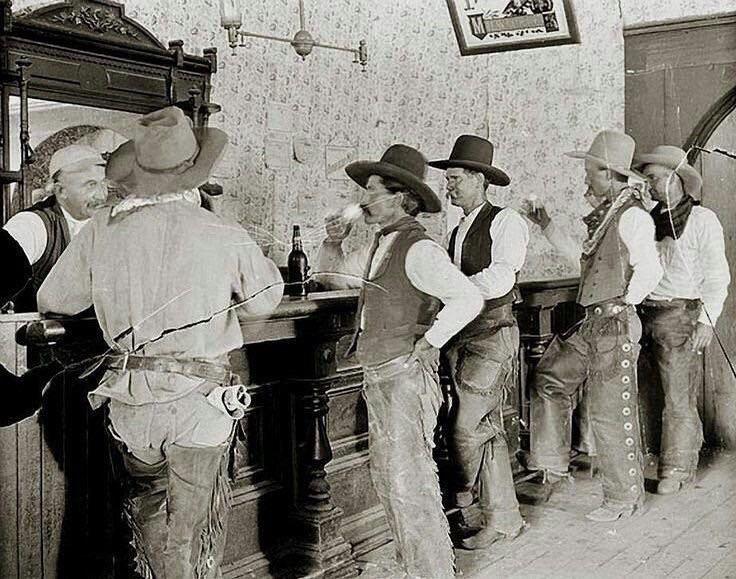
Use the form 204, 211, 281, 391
359, 449, 736, 578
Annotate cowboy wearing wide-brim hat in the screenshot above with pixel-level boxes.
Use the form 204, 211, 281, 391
345, 143, 443, 213
317, 143, 484, 578
427, 134, 529, 550
634, 144, 730, 496
37, 105, 284, 578
106, 106, 227, 199
525, 129, 664, 523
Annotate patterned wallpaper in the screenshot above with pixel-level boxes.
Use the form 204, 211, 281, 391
10, 0, 731, 280
620, 0, 734, 26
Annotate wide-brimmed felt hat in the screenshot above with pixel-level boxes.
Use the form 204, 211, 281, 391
106, 106, 228, 197
565, 130, 640, 180
634, 145, 703, 199
346, 144, 442, 213
428, 135, 510, 186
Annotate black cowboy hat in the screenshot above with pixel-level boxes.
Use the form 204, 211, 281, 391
346, 144, 442, 213
428, 135, 510, 186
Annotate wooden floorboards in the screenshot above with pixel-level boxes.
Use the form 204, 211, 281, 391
357, 450, 736, 578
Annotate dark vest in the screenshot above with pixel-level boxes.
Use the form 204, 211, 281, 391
577, 198, 642, 307
447, 203, 517, 337
14, 196, 70, 312
356, 220, 441, 367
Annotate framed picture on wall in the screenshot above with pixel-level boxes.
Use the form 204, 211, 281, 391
446, 0, 579, 55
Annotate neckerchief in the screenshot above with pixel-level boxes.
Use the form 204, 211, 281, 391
650, 194, 698, 241
107, 189, 201, 221
582, 198, 613, 238
581, 187, 643, 256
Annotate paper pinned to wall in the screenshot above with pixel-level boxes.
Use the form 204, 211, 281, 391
325, 144, 359, 181
267, 102, 293, 133
265, 131, 291, 169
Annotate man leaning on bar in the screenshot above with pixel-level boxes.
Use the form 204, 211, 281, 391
317, 143, 483, 579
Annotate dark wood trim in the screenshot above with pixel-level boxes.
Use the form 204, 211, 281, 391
684, 84, 736, 164
624, 11, 736, 37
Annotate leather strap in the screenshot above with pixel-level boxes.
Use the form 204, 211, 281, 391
106, 354, 233, 384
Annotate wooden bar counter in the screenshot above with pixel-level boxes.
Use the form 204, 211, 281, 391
0, 281, 580, 579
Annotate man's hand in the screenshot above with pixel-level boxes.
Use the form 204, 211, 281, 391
521, 200, 551, 229
324, 212, 353, 243
405, 336, 439, 374
691, 322, 714, 355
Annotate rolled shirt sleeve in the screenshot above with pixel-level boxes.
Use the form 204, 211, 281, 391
3, 211, 48, 265
618, 206, 664, 305
37, 222, 94, 315
234, 229, 285, 317
316, 240, 370, 290
469, 208, 529, 299
405, 239, 484, 348
541, 220, 582, 271
696, 211, 730, 326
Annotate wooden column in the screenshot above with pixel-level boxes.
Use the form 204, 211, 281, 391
281, 336, 357, 578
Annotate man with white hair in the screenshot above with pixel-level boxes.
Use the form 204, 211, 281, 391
38, 106, 283, 579
2, 144, 107, 311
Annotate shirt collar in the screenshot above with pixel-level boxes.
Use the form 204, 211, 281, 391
59, 205, 88, 231
461, 202, 486, 225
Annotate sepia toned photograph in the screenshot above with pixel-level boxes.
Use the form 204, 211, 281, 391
0, 0, 735, 578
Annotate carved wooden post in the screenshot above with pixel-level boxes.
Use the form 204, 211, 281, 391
302, 381, 333, 513
281, 335, 357, 578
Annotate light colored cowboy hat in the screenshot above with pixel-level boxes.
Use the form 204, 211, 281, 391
565, 130, 641, 180
428, 134, 510, 186
634, 145, 703, 199
346, 144, 442, 213
48, 144, 105, 179
106, 106, 227, 197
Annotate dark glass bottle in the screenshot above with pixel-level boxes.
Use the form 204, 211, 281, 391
287, 225, 309, 298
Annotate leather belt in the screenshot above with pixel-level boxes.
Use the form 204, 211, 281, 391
640, 298, 700, 310
586, 301, 628, 317
106, 354, 233, 384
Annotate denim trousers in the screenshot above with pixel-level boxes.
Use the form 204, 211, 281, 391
108, 387, 236, 579
362, 354, 454, 579
444, 324, 523, 534
529, 305, 645, 508
640, 300, 703, 479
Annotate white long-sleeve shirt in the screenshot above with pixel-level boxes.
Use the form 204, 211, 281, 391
317, 233, 483, 349
648, 206, 730, 326
3, 204, 87, 264
448, 205, 529, 299
542, 206, 663, 305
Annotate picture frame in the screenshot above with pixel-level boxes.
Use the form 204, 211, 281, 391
445, 0, 579, 56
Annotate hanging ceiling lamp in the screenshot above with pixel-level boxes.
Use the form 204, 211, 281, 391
219, 0, 368, 69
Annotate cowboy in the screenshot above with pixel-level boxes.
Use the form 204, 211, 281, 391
317, 144, 483, 578
524, 130, 663, 522
2, 144, 107, 312
37, 106, 284, 578
427, 135, 528, 549
635, 145, 730, 495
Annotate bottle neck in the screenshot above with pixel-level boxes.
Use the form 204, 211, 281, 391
292, 238, 303, 252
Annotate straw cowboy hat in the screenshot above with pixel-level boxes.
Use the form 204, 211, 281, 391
106, 106, 227, 197
634, 145, 703, 199
565, 130, 641, 180
428, 135, 510, 186
346, 144, 442, 213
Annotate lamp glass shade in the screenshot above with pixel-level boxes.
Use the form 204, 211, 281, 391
219, 0, 242, 27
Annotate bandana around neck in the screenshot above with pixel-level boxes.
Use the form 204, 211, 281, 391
650, 194, 698, 241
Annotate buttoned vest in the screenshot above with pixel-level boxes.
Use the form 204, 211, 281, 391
577, 199, 643, 307
15, 195, 70, 312
356, 220, 441, 367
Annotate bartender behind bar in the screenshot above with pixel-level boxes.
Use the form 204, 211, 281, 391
0, 144, 108, 427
